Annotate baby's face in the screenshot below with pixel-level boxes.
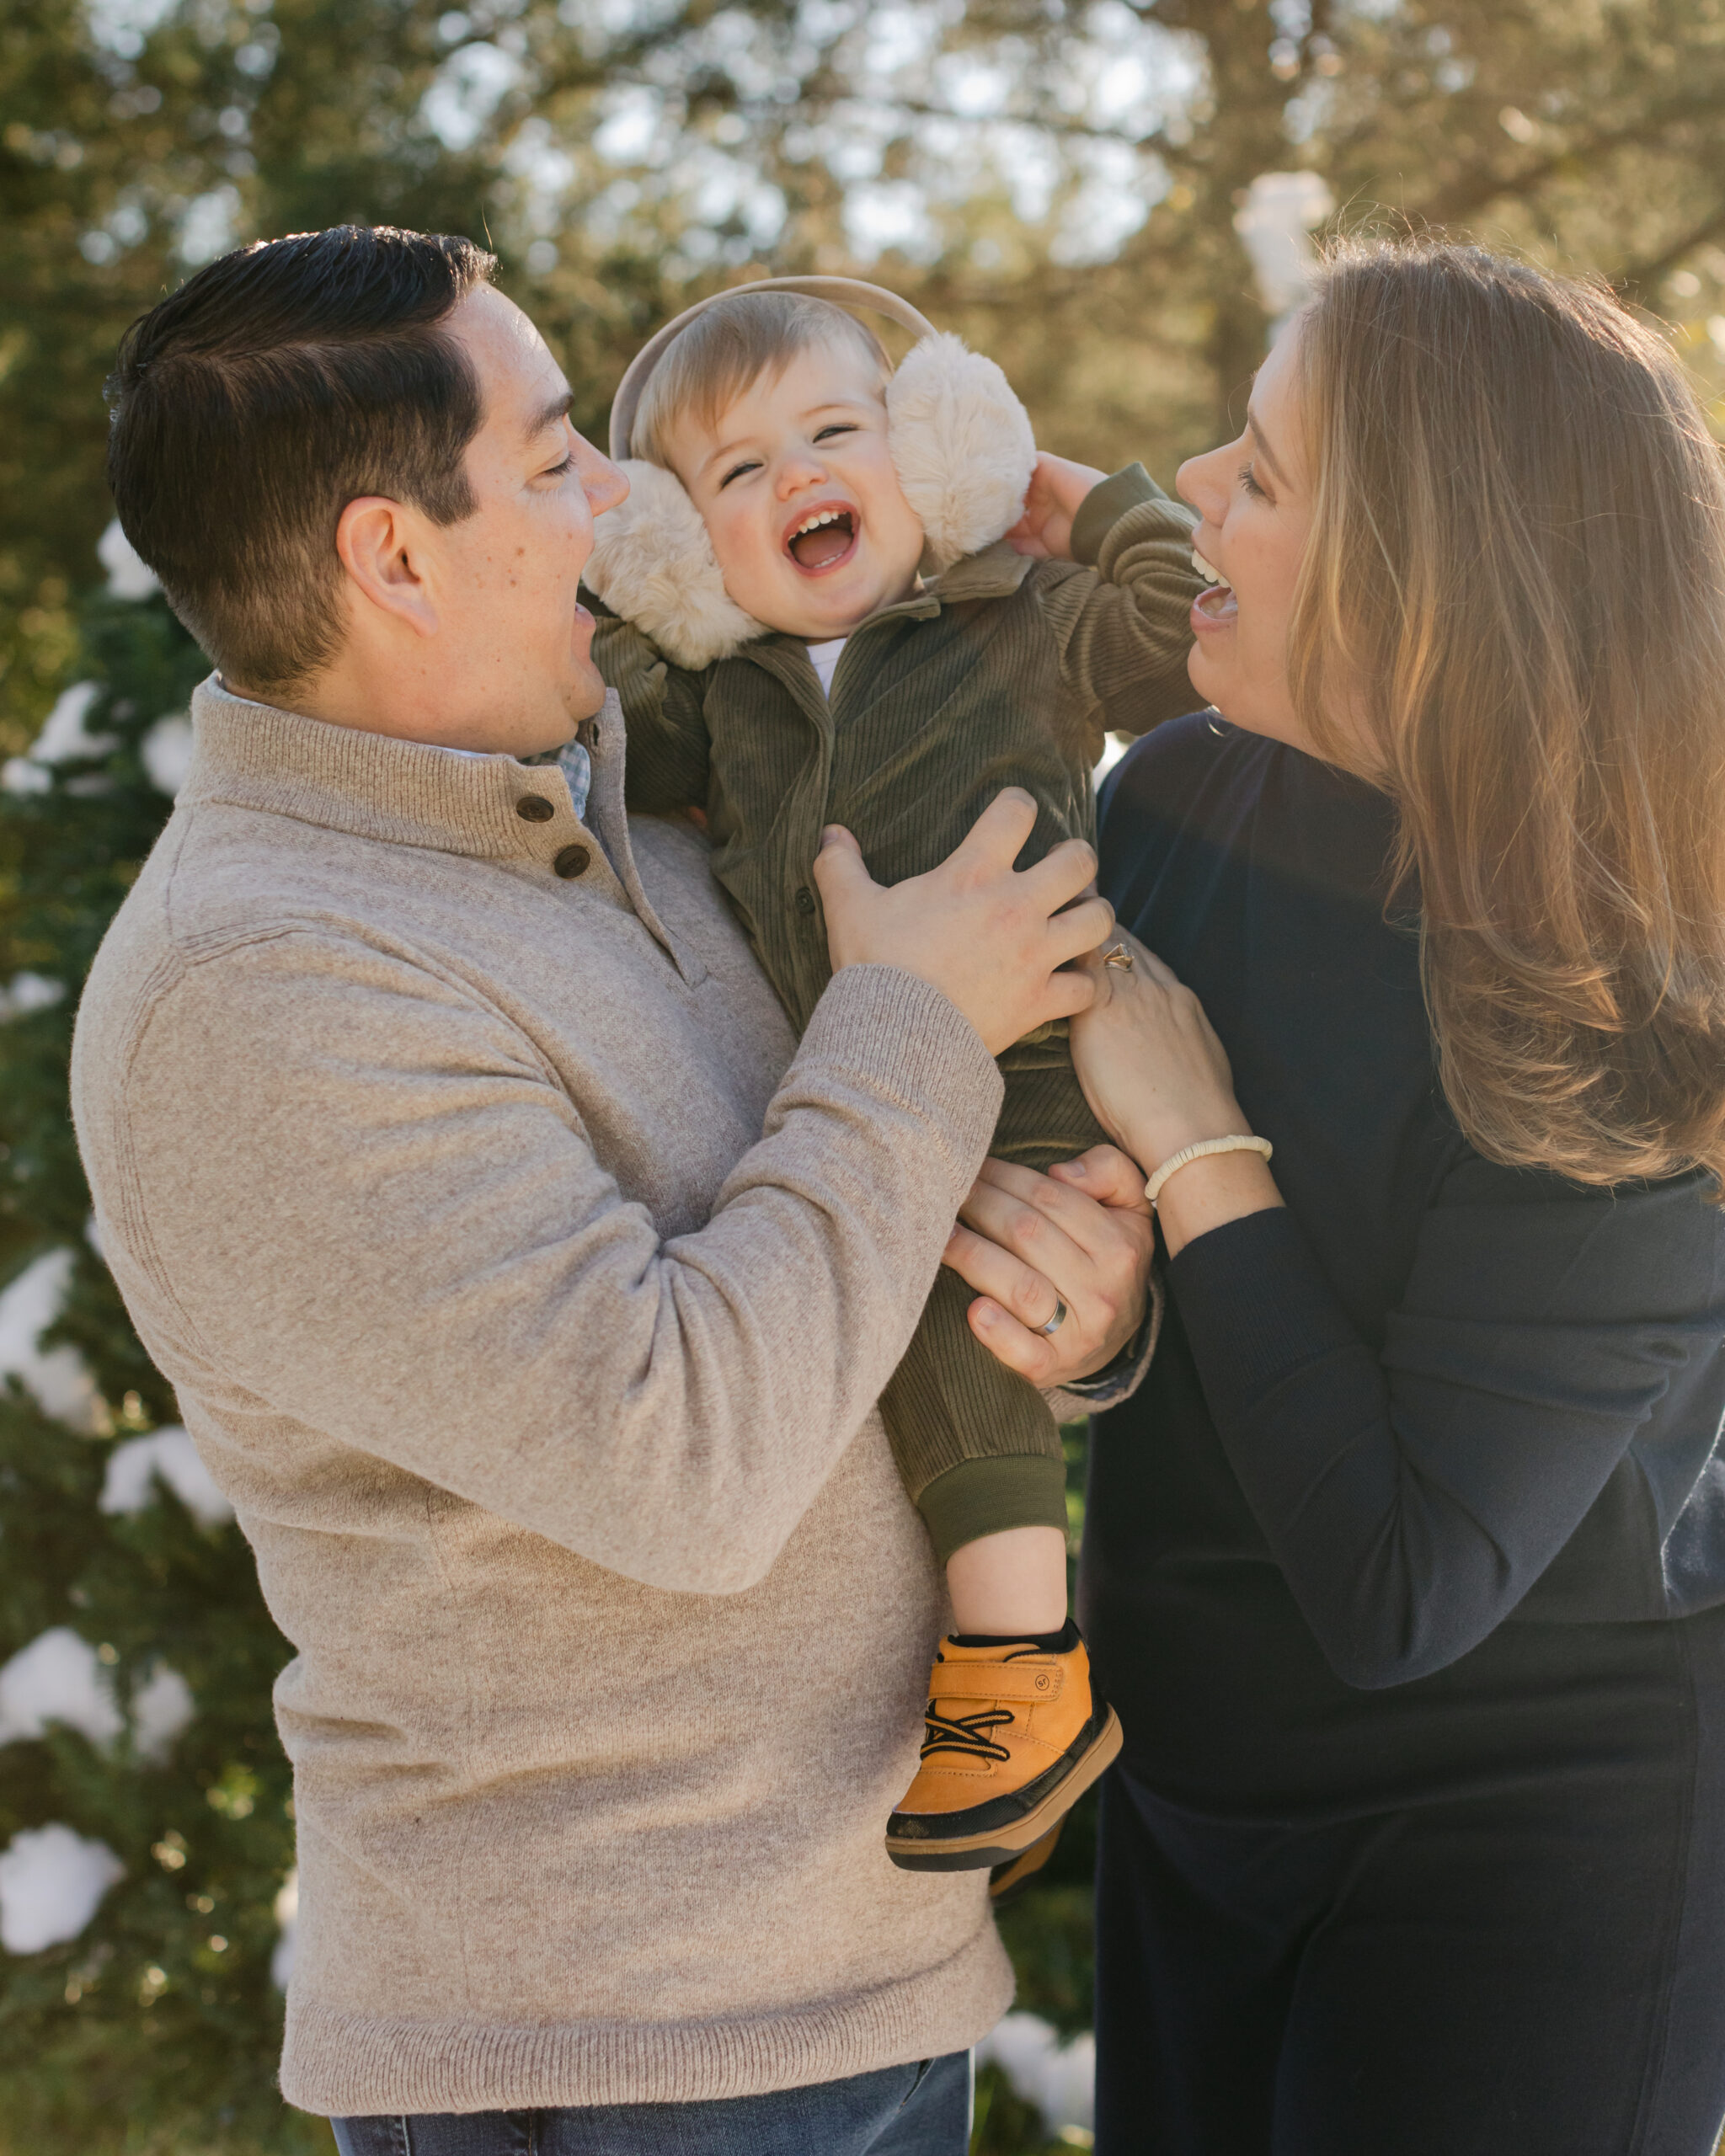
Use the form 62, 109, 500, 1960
664, 340, 927, 641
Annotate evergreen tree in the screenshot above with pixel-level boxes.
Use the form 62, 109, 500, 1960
0, 575, 323, 2153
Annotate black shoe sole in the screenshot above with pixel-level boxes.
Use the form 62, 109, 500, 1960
988, 1818, 1065, 1908
884, 1707, 1121, 1872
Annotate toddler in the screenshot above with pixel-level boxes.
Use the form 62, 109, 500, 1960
584, 279, 1201, 1888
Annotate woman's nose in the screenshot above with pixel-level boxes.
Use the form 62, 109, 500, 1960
1176, 443, 1231, 526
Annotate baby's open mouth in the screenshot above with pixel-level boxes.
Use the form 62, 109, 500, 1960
786, 506, 858, 573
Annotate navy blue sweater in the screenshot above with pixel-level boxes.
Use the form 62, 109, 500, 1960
1085, 716, 1725, 1807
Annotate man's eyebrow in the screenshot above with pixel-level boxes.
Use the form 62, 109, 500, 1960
525, 389, 574, 440
1245, 406, 1292, 492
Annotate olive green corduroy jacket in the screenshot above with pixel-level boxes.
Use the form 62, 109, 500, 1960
591, 463, 1204, 1033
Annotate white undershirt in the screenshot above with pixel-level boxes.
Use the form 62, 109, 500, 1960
805, 638, 847, 698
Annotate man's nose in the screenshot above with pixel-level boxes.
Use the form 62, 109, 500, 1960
581, 440, 630, 515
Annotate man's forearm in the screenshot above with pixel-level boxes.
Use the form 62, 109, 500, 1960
105, 941, 1002, 1594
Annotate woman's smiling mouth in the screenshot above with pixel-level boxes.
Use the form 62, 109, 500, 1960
785, 502, 859, 574
1191, 546, 1237, 630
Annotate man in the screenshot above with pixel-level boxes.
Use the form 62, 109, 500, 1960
72, 226, 1151, 2153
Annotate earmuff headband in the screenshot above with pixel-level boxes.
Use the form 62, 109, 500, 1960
608, 276, 939, 462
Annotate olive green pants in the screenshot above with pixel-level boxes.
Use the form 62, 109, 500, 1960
880, 1028, 1108, 1562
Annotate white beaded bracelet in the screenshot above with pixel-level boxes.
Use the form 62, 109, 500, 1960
1144, 1134, 1274, 1208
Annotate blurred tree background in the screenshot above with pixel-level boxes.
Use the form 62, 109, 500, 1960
6, 0, 1725, 2148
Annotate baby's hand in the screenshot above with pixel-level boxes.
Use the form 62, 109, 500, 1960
1007, 451, 1110, 563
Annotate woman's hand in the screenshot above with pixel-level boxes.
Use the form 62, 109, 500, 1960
1069, 931, 1284, 1257
941, 1147, 1154, 1386
1068, 930, 1245, 1166
1006, 452, 1109, 563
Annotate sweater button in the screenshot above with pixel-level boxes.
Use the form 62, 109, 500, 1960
553, 845, 591, 879
794, 886, 817, 915
515, 795, 554, 823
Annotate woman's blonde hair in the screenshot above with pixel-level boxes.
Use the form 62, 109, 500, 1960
1291, 237, 1725, 1194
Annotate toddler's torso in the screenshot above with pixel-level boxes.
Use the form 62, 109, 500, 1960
701, 563, 1097, 1033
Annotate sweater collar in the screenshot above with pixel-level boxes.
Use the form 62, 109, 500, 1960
181, 676, 617, 862
177, 679, 708, 988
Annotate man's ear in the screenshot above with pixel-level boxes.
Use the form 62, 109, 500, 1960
334, 496, 441, 638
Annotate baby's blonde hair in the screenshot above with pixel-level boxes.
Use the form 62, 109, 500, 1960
630, 291, 891, 468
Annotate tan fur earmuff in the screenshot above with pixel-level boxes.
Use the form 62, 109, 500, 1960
584, 275, 1038, 670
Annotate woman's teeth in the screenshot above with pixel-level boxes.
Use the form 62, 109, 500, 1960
1193, 549, 1232, 590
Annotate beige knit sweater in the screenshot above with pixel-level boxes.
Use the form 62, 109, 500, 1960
70, 678, 1017, 2116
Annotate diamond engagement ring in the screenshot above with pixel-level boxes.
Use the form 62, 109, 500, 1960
1103, 943, 1134, 971
1036, 1298, 1069, 1337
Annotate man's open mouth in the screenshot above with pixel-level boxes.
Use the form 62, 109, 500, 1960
785, 504, 858, 574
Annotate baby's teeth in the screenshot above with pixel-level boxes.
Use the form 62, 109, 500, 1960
1193, 549, 1231, 589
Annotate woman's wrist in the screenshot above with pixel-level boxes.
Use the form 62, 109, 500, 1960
1119, 1109, 1282, 1259
1154, 1150, 1284, 1259
1120, 1106, 1254, 1188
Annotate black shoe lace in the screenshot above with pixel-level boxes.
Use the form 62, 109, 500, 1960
919, 1703, 1014, 1764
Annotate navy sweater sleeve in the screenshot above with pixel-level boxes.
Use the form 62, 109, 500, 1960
1172, 1162, 1725, 1688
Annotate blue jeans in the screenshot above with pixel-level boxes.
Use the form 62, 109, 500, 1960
329, 2050, 973, 2156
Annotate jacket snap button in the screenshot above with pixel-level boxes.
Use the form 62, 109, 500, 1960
553, 844, 591, 879
793, 886, 817, 915
515, 795, 554, 823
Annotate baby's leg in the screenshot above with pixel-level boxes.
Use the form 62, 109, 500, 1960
882, 1039, 1123, 1880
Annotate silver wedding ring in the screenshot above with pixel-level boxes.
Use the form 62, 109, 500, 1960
1036, 1298, 1069, 1337
1103, 943, 1134, 972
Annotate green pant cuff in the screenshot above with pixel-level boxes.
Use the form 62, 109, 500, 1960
918, 1454, 1070, 1565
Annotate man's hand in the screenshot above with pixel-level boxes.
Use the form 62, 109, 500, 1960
943, 1147, 1154, 1385
813, 789, 1112, 1057
1005, 451, 1110, 563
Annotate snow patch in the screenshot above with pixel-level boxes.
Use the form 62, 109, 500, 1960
0, 1630, 124, 1751
131, 1662, 195, 1763
100, 1427, 234, 1528
141, 712, 195, 797
7, 681, 120, 781
0, 972, 64, 1022
0, 1249, 102, 1431
0, 755, 50, 795
0, 1824, 125, 1954
271, 1868, 298, 1990
0, 1628, 195, 1764
98, 518, 160, 600
978, 2012, 1096, 2140
3, 679, 120, 793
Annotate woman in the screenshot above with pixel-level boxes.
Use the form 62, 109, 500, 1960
1064, 241, 1725, 2153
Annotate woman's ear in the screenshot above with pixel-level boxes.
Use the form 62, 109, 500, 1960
581, 459, 766, 669
887, 334, 1038, 571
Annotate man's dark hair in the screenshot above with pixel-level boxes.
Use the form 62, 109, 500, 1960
106, 225, 497, 697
